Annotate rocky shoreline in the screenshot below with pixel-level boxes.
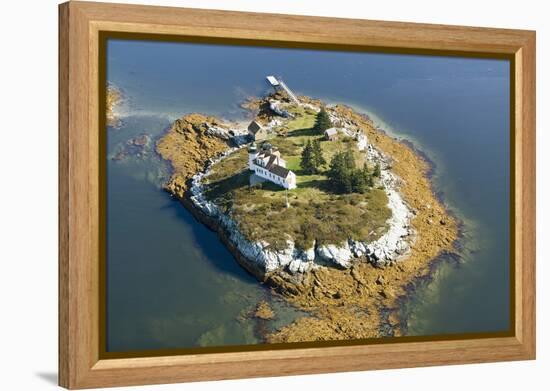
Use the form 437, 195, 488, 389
156, 95, 459, 341
106, 84, 122, 127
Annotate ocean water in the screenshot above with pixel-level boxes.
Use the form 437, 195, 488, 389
106, 39, 510, 352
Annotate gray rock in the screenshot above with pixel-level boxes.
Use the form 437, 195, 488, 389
316, 243, 353, 268
269, 100, 293, 118
304, 246, 315, 262
288, 259, 301, 274
205, 124, 231, 140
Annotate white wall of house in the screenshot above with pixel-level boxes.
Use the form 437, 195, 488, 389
251, 165, 296, 189
249, 149, 296, 189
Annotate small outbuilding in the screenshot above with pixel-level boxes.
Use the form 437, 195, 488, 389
324, 127, 338, 141
248, 120, 268, 141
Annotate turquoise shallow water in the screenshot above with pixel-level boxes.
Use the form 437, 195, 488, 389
106, 39, 510, 352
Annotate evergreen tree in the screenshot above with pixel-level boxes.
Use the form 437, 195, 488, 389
355, 163, 372, 193
342, 169, 353, 194
366, 167, 374, 187
328, 152, 376, 193
328, 151, 343, 178
300, 140, 316, 174
314, 107, 333, 133
362, 162, 370, 177
373, 162, 381, 178
311, 139, 326, 169
328, 151, 346, 192
344, 150, 356, 171
351, 170, 367, 194
328, 151, 353, 193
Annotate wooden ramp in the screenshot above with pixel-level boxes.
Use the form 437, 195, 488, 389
266, 76, 301, 105
278, 80, 300, 105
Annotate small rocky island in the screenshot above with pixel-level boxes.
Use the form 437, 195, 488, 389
106, 84, 122, 127
156, 77, 458, 341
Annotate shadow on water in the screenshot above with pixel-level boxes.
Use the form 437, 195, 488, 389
160, 192, 258, 285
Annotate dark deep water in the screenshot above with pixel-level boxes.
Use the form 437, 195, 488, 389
106, 39, 510, 352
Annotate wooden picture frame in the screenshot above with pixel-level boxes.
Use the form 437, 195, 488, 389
58, 1, 536, 389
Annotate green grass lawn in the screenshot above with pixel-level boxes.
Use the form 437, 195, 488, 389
203, 108, 390, 251
286, 109, 316, 131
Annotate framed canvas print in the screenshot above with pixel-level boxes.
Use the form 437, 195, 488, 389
58, 1, 536, 389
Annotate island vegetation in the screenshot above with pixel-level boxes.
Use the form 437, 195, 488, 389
155, 86, 458, 342
202, 105, 390, 252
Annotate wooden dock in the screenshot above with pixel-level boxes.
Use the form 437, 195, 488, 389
266, 76, 301, 105
266, 75, 279, 86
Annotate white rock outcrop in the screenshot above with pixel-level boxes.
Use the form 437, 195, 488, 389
269, 100, 294, 118
316, 242, 353, 268
205, 124, 231, 140
356, 133, 368, 151
360, 172, 413, 266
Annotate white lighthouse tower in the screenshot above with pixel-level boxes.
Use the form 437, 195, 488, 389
248, 142, 258, 170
